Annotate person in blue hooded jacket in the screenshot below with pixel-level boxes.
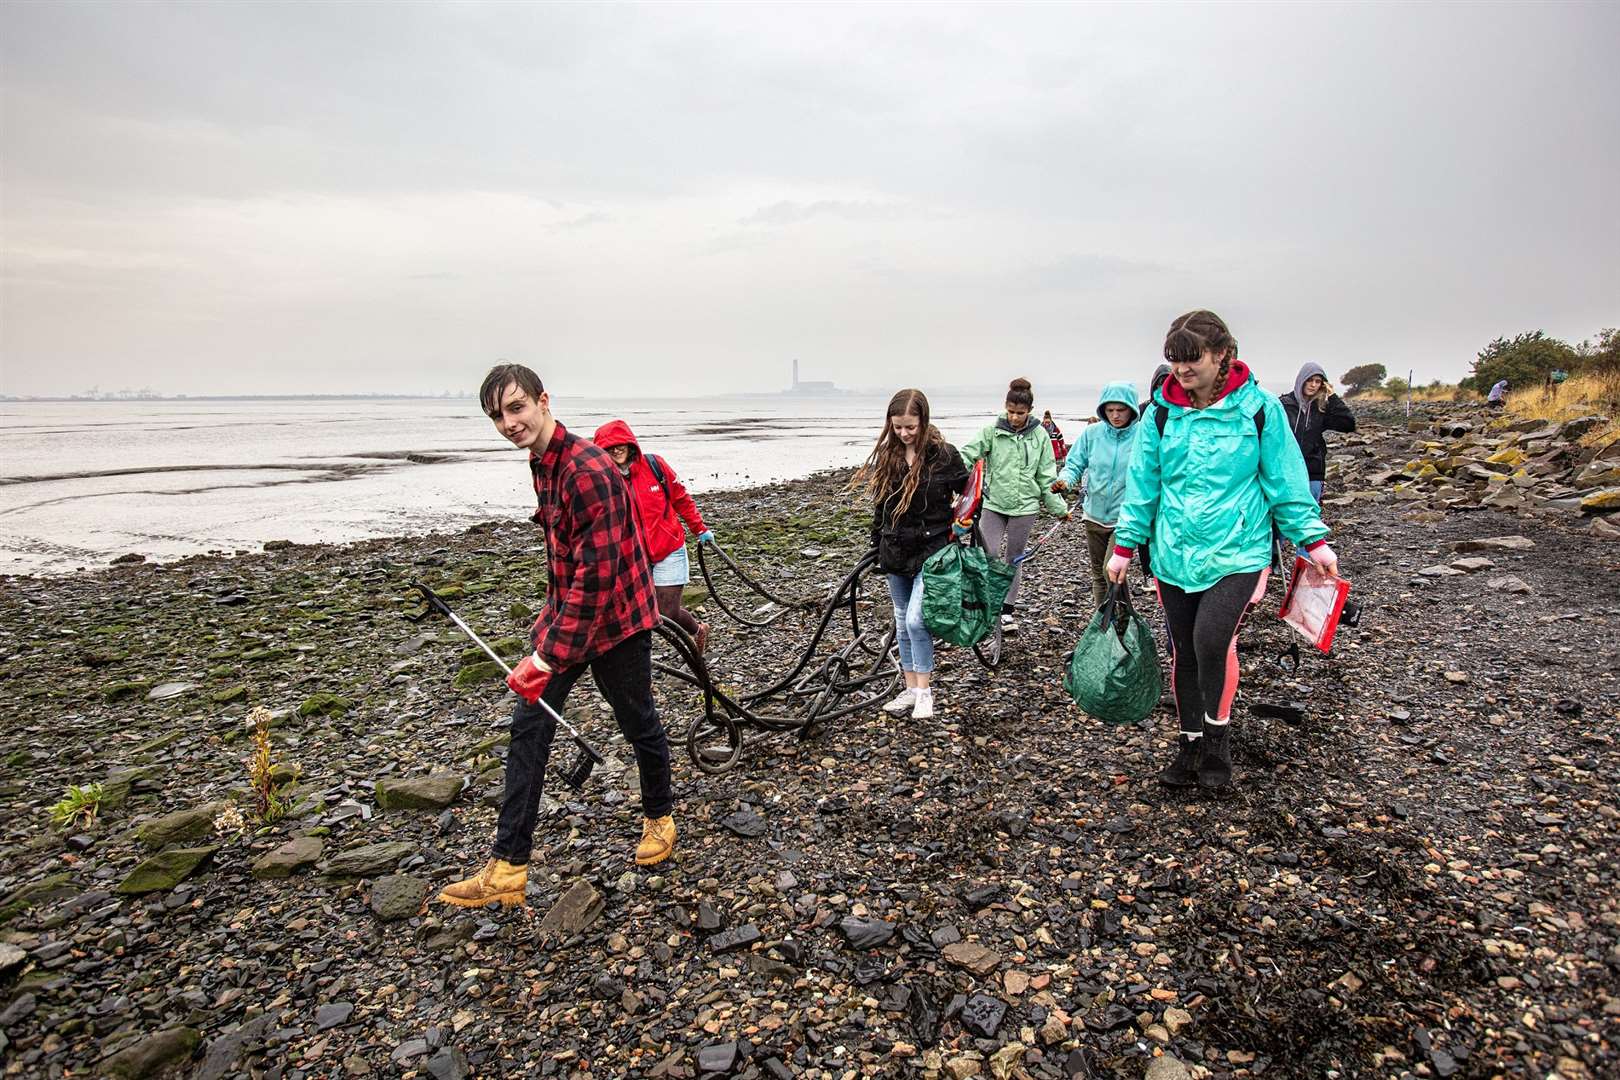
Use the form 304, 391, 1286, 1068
1106, 311, 1338, 794
1051, 381, 1139, 609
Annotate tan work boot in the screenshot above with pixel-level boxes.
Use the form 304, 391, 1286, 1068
436, 858, 528, 908
635, 815, 677, 866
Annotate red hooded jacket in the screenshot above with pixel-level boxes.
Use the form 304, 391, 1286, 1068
592, 420, 708, 564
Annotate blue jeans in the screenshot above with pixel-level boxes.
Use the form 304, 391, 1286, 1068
886, 571, 933, 674
1309, 480, 1324, 502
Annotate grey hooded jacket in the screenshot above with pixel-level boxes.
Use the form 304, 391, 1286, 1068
1278, 362, 1356, 481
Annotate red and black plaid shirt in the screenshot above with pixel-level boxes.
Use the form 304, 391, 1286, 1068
527, 422, 659, 670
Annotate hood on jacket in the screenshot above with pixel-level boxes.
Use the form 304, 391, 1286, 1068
1095, 381, 1140, 424
593, 419, 640, 456
995, 412, 1041, 435
1149, 364, 1172, 395
1291, 362, 1327, 404
1160, 359, 1253, 409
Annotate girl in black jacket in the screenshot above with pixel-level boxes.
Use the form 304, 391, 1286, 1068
1279, 362, 1356, 501
852, 389, 968, 720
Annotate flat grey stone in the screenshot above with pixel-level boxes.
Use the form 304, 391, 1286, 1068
538, 879, 603, 936
370, 874, 428, 921
320, 841, 414, 879
375, 773, 465, 811
135, 802, 228, 849
251, 836, 325, 879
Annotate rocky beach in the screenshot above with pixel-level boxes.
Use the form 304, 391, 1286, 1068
1, 402, 1617, 1080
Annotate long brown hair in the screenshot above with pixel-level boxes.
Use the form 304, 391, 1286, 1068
850, 389, 949, 522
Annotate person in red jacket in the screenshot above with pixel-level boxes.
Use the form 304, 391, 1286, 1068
438, 364, 677, 910
593, 420, 714, 653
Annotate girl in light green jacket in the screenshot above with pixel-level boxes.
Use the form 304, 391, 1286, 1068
959, 378, 1070, 632
1107, 311, 1337, 794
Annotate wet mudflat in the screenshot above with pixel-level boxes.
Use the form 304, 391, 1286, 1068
0, 404, 1615, 1079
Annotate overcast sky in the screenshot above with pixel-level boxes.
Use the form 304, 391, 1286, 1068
2, 1, 1616, 398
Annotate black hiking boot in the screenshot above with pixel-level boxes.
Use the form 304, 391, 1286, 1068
1198, 724, 1233, 793
1156, 735, 1200, 788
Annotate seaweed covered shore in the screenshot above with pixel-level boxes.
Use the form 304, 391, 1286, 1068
1, 403, 1617, 1079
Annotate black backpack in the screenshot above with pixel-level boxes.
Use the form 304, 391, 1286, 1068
645, 454, 672, 503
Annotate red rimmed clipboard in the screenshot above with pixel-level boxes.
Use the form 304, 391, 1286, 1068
1279, 556, 1351, 654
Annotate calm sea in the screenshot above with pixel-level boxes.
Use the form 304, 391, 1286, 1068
0, 390, 1110, 576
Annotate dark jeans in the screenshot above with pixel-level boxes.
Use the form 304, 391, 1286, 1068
492, 630, 673, 864
1157, 570, 1263, 734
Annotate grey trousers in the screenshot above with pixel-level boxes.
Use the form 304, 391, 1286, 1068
980, 509, 1036, 610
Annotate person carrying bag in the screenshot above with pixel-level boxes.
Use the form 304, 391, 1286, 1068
1062, 582, 1162, 725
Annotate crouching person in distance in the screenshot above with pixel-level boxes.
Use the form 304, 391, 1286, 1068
1108, 312, 1336, 794
440, 364, 677, 909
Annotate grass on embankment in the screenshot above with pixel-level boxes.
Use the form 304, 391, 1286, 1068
1504, 370, 1620, 448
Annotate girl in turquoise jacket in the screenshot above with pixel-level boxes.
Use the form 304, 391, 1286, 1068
1106, 311, 1337, 793
1051, 380, 1139, 609
959, 378, 1070, 631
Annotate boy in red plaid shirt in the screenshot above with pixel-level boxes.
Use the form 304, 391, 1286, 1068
439, 364, 677, 909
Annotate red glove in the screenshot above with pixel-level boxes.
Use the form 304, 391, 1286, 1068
506, 653, 552, 704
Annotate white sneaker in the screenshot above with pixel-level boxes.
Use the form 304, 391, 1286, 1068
1000, 614, 1018, 634
911, 688, 934, 720
882, 688, 917, 715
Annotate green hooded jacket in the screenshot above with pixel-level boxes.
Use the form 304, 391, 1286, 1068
959, 413, 1068, 518
1113, 362, 1328, 593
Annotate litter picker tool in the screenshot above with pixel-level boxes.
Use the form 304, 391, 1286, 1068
408, 582, 604, 791
1014, 509, 1072, 567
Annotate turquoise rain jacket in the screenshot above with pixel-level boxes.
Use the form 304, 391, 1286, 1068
1113, 361, 1328, 593
959, 413, 1068, 518
1057, 381, 1139, 527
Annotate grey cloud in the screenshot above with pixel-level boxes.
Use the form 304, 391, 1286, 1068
738, 200, 928, 227
1, 2, 1617, 397
549, 212, 615, 232
1007, 254, 1167, 293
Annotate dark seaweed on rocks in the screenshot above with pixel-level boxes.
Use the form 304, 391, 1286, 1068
0, 412, 1617, 1079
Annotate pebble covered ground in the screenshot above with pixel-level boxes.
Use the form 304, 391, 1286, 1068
0, 403, 1616, 1080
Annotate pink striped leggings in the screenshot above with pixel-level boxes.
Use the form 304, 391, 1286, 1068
1157, 570, 1263, 733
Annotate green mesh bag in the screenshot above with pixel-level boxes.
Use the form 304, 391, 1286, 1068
1062, 583, 1163, 725
920, 542, 1017, 647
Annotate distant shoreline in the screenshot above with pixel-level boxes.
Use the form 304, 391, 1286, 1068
0, 383, 1120, 404
0, 394, 475, 403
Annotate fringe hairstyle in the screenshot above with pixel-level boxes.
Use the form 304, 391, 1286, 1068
480, 363, 544, 418
850, 389, 949, 523
1164, 310, 1238, 389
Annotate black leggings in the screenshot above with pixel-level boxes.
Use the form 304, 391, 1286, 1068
1157, 570, 1262, 734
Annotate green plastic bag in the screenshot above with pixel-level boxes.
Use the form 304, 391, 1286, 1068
1062, 583, 1162, 725
920, 542, 1017, 647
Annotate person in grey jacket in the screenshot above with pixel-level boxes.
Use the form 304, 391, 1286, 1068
1278, 362, 1356, 502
